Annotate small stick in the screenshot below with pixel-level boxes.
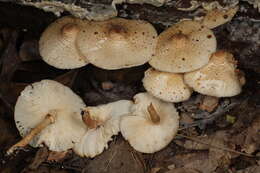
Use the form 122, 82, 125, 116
176, 133, 255, 158
7, 114, 55, 155
147, 103, 160, 124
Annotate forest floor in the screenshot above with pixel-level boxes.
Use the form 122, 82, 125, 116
0, 1, 259, 173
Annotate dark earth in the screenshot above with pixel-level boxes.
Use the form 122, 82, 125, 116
0, 0, 259, 172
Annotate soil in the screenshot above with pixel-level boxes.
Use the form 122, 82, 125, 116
0, 1, 259, 173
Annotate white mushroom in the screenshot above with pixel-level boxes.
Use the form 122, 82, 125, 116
73, 100, 133, 158
149, 20, 216, 73
76, 17, 157, 70
39, 16, 88, 69
120, 93, 179, 153
142, 68, 192, 102
201, 6, 239, 29
184, 51, 245, 97
7, 80, 87, 154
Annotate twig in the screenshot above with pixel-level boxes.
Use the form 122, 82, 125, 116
176, 133, 255, 158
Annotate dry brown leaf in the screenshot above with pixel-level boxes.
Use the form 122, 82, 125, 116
241, 116, 260, 154
82, 139, 145, 173
166, 168, 200, 173
237, 165, 260, 173
47, 151, 68, 162
29, 147, 49, 170
199, 96, 219, 112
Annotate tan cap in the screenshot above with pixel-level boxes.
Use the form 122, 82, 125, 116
184, 51, 244, 97
39, 16, 88, 69
202, 6, 239, 29
15, 80, 87, 151
120, 93, 179, 153
73, 100, 133, 158
143, 68, 192, 102
76, 17, 157, 70
149, 20, 216, 73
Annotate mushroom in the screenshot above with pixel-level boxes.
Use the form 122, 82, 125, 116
142, 68, 192, 102
201, 6, 239, 29
184, 51, 245, 97
76, 17, 157, 70
7, 80, 87, 154
73, 100, 133, 158
120, 93, 179, 153
39, 16, 88, 69
149, 20, 217, 73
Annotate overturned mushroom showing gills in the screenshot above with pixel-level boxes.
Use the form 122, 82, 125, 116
120, 93, 179, 153
143, 68, 192, 102
149, 20, 216, 73
39, 16, 88, 69
73, 100, 133, 158
184, 51, 244, 97
7, 80, 86, 154
76, 17, 157, 70
201, 6, 239, 29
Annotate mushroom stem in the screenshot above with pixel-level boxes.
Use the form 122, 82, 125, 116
147, 103, 160, 124
81, 111, 100, 129
7, 114, 55, 155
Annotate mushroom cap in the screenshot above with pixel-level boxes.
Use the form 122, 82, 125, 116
76, 17, 157, 70
73, 100, 133, 157
143, 68, 192, 102
15, 80, 87, 151
120, 93, 179, 153
39, 16, 88, 69
202, 6, 239, 29
184, 51, 242, 97
149, 20, 217, 73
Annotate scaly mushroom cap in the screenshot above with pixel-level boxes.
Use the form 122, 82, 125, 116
76, 17, 157, 70
149, 20, 216, 73
39, 16, 88, 69
143, 68, 192, 102
184, 51, 243, 97
202, 6, 239, 29
73, 100, 133, 158
120, 93, 179, 153
15, 80, 87, 151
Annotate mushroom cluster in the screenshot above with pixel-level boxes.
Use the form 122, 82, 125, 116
39, 16, 157, 70
8, 6, 245, 157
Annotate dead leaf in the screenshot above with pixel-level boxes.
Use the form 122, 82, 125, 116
54, 70, 78, 88
19, 39, 41, 62
47, 151, 68, 162
29, 147, 49, 170
82, 139, 145, 173
237, 165, 260, 173
166, 168, 200, 173
199, 96, 219, 112
241, 116, 260, 154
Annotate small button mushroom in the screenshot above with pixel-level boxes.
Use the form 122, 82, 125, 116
73, 100, 133, 158
184, 51, 245, 97
201, 6, 239, 29
120, 93, 179, 153
76, 17, 158, 70
149, 20, 216, 73
39, 16, 89, 69
142, 68, 192, 102
7, 80, 87, 155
